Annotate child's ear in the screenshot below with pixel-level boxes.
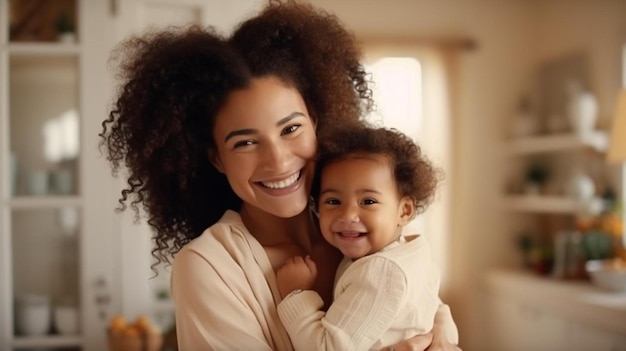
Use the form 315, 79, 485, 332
398, 197, 416, 226
208, 148, 224, 173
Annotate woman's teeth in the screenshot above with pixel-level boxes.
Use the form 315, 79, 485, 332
261, 172, 300, 189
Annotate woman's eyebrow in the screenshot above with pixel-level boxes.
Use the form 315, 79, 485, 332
224, 112, 307, 142
276, 112, 306, 126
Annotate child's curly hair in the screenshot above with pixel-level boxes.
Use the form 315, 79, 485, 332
313, 125, 443, 216
99, 0, 373, 263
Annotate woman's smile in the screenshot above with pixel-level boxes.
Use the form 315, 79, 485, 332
259, 170, 302, 189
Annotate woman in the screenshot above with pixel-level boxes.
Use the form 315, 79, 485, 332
100, 1, 459, 350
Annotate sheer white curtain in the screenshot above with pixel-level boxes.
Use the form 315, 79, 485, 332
363, 43, 454, 290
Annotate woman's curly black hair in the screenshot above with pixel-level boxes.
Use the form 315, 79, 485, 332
312, 125, 444, 217
99, 0, 373, 264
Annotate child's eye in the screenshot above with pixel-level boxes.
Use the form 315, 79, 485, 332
324, 198, 340, 205
281, 124, 300, 135
361, 198, 377, 205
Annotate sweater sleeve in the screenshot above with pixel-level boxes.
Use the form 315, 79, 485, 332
172, 246, 274, 351
277, 256, 407, 351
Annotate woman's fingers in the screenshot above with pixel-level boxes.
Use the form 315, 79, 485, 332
383, 332, 433, 351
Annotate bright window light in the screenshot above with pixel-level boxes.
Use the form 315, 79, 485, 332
365, 57, 423, 140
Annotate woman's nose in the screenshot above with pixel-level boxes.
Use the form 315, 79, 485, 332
260, 141, 290, 172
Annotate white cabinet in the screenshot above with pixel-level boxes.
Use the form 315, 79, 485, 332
0, 1, 120, 350
486, 270, 626, 351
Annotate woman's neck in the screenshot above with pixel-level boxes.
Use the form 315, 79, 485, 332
239, 203, 315, 253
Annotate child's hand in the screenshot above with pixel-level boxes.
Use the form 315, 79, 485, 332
276, 255, 318, 299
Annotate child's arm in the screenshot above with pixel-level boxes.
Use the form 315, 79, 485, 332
277, 256, 408, 351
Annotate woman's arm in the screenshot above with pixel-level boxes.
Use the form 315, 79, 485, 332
384, 302, 460, 351
172, 247, 276, 351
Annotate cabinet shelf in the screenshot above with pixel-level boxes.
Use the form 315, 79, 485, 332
7, 196, 83, 209
503, 131, 609, 155
11, 335, 83, 348
5, 43, 80, 56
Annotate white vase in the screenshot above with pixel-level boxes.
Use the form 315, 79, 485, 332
54, 305, 79, 335
16, 294, 51, 336
566, 82, 597, 136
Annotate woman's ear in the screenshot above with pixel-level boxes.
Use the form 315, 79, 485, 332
398, 197, 416, 226
208, 148, 224, 173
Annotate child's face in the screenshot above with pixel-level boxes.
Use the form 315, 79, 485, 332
317, 155, 414, 259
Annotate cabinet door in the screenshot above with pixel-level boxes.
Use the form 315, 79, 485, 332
569, 322, 626, 351
0, 1, 119, 350
489, 296, 571, 351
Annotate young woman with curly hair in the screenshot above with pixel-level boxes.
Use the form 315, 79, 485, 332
100, 1, 459, 350
275, 125, 458, 350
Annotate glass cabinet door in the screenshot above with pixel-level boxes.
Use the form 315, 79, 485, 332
10, 55, 80, 199
1, 1, 92, 350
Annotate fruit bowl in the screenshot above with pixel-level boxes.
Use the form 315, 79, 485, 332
585, 258, 626, 293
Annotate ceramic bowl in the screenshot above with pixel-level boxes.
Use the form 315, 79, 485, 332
585, 258, 626, 293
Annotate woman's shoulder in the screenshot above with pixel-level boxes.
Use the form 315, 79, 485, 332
177, 210, 250, 257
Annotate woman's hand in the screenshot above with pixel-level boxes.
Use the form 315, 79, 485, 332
382, 331, 462, 351
276, 255, 318, 298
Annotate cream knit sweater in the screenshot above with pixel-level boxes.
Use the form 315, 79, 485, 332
277, 235, 454, 351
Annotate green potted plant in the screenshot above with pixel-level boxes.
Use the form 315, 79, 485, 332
55, 13, 76, 43
524, 162, 549, 195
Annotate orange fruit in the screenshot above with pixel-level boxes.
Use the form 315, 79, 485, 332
109, 315, 127, 331
134, 315, 152, 333
123, 326, 142, 337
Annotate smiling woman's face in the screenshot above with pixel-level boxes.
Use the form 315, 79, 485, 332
211, 76, 317, 218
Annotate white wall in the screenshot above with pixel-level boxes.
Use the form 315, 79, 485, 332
112, 1, 626, 349
307, 1, 626, 350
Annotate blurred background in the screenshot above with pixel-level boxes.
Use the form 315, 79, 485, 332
0, 0, 625, 350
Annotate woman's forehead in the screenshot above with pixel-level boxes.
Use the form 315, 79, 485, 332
214, 76, 309, 131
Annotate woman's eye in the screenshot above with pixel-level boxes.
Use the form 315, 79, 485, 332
361, 198, 377, 205
233, 140, 255, 148
281, 124, 300, 135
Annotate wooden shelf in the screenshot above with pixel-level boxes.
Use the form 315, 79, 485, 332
486, 269, 626, 335
503, 131, 609, 155
500, 194, 602, 214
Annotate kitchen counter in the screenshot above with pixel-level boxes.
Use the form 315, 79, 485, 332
485, 269, 626, 335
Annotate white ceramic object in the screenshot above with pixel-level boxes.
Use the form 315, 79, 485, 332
585, 259, 626, 293
54, 305, 79, 335
566, 81, 598, 137
569, 171, 595, 203
16, 294, 51, 336
51, 168, 73, 194
27, 170, 49, 196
